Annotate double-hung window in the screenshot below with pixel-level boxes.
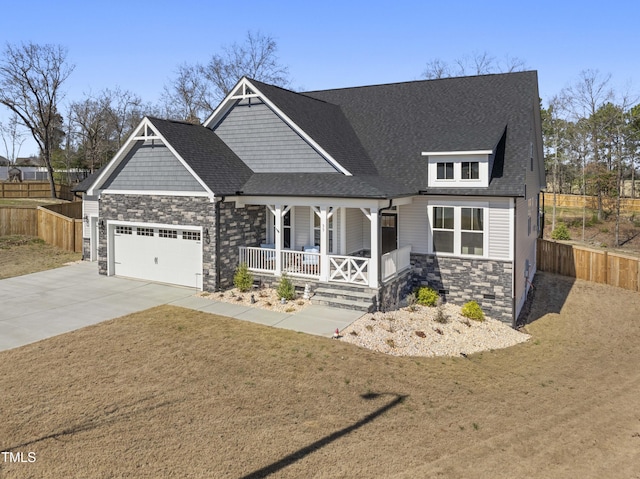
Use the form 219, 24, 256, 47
460, 207, 484, 255
432, 207, 454, 253
431, 206, 485, 256
436, 162, 454, 180
461, 162, 480, 180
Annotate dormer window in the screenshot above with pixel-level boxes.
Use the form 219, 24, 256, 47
422, 150, 492, 188
436, 162, 454, 180
461, 162, 479, 180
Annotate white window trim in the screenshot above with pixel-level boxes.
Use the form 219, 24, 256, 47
426, 154, 490, 188
427, 201, 489, 258
267, 206, 294, 248
311, 207, 336, 254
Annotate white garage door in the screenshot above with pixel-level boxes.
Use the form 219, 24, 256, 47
112, 224, 203, 289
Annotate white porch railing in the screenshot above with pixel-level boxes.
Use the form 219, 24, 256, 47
238, 246, 276, 273
381, 245, 412, 282
238, 247, 321, 278
328, 255, 369, 285
281, 249, 321, 278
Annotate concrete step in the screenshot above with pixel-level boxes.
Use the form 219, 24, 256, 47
313, 286, 376, 302
311, 295, 376, 313
311, 284, 377, 313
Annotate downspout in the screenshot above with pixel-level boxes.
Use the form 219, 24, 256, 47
376, 198, 394, 311
215, 195, 225, 291
512, 198, 517, 328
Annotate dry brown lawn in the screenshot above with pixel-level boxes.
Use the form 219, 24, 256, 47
0, 235, 81, 280
1, 272, 640, 478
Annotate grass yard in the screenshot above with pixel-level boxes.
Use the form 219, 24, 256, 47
0, 235, 81, 279
1, 272, 640, 478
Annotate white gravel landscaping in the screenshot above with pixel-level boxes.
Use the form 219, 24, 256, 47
338, 303, 530, 357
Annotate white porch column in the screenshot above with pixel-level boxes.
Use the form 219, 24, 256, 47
319, 206, 330, 281
369, 207, 379, 288
274, 204, 282, 275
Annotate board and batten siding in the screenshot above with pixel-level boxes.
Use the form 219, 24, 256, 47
213, 100, 338, 173
101, 142, 205, 192
398, 196, 513, 260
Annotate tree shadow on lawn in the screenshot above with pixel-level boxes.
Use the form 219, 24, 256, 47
240, 392, 407, 479
516, 271, 575, 327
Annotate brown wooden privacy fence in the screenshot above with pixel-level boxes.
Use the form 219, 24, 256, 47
0, 182, 75, 201
0, 205, 82, 253
537, 238, 640, 292
0, 207, 38, 236
543, 193, 640, 213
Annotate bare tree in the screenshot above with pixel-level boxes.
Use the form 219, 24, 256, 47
161, 63, 211, 124
201, 30, 290, 101
0, 112, 26, 164
103, 87, 144, 148
422, 51, 527, 79
0, 42, 74, 197
559, 70, 615, 220
70, 94, 112, 173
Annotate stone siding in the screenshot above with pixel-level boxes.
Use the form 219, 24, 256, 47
217, 201, 266, 290
98, 194, 217, 290
379, 269, 414, 312
97, 195, 265, 292
410, 253, 513, 323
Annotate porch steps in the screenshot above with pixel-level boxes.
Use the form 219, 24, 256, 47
311, 284, 378, 313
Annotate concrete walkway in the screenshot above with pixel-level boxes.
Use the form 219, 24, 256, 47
0, 262, 363, 352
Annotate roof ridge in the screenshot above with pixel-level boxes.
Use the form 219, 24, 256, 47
303, 70, 538, 94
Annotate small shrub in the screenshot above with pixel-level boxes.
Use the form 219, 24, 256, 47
285, 307, 296, 313
415, 286, 439, 307
415, 330, 426, 338
434, 298, 449, 324
350, 331, 358, 336
461, 301, 485, 322
233, 262, 254, 292
365, 325, 374, 332
276, 272, 296, 300
551, 223, 571, 240
386, 338, 396, 348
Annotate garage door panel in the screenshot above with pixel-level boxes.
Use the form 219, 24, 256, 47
112, 225, 202, 289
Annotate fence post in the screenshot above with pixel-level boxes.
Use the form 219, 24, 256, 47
603, 251, 608, 285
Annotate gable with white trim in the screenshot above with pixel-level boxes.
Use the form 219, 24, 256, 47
213, 98, 338, 173
101, 141, 206, 192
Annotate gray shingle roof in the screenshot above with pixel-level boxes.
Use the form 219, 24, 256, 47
148, 118, 253, 196
301, 71, 540, 197
99, 72, 540, 199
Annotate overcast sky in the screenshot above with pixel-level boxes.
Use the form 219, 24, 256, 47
2, 0, 638, 157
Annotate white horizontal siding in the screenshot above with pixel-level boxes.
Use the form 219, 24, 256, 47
488, 200, 512, 260
294, 206, 311, 250
345, 208, 365, 254
82, 197, 99, 238
398, 197, 429, 253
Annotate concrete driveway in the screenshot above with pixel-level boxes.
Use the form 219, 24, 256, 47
0, 262, 196, 352
0, 262, 364, 352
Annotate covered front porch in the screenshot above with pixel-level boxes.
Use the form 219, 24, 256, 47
233, 198, 412, 289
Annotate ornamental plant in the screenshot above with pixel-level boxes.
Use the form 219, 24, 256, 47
277, 272, 296, 300
461, 301, 485, 322
415, 286, 439, 307
233, 262, 253, 292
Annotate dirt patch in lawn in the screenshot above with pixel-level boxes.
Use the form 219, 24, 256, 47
2, 272, 640, 478
0, 235, 81, 279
